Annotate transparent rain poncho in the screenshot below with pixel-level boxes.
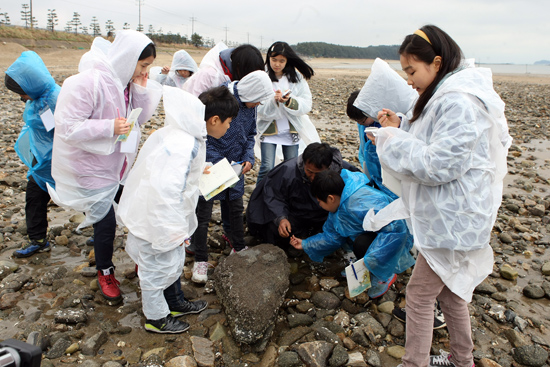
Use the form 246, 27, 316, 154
149, 50, 198, 89
256, 73, 320, 160
7, 51, 60, 191
183, 42, 230, 97
364, 64, 512, 301
118, 86, 206, 319
48, 30, 163, 229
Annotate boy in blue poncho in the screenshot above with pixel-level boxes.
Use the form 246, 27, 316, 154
290, 169, 415, 298
5, 51, 60, 258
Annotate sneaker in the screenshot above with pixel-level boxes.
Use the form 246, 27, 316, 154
145, 314, 190, 334
185, 241, 196, 256
367, 273, 397, 298
429, 350, 455, 367
191, 261, 209, 284
13, 239, 51, 258
86, 236, 94, 246
392, 302, 447, 330
230, 246, 249, 254
97, 267, 122, 301
170, 299, 208, 317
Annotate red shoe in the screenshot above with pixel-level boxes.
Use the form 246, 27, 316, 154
97, 268, 121, 301
135, 264, 138, 277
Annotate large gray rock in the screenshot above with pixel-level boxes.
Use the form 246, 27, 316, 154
213, 244, 290, 348
512, 344, 549, 366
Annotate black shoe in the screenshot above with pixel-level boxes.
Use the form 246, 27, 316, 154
170, 299, 208, 317
392, 304, 447, 330
144, 315, 190, 334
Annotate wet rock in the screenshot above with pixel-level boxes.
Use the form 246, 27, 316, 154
278, 326, 312, 347
55, 309, 87, 324
311, 291, 341, 310
0, 260, 18, 281
523, 284, 545, 299
353, 313, 386, 339
81, 330, 108, 356
166, 355, 198, 367
541, 262, 550, 276
1, 273, 31, 291
45, 337, 72, 359
512, 344, 549, 366
212, 244, 289, 348
278, 351, 302, 367
365, 349, 381, 367
295, 341, 334, 367
190, 336, 215, 367
499, 264, 518, 280
347, 352, 367, 367
288, 313, 314, 328
0, 292, 23, 309
328, 344, 348, 367
313, 326, 340, 345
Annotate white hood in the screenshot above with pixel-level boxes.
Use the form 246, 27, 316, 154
163, 86, 206, 140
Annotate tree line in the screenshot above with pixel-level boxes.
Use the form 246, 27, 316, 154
293, 42, 400, 60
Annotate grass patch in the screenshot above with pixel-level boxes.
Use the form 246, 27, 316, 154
0, 25, 94, 42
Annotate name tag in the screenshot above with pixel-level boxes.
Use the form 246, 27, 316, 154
39, 108, 55, 132
120, 130, 138, 153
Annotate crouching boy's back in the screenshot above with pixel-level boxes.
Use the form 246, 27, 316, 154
117, 85, 238, 333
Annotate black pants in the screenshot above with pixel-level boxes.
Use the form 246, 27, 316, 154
191, 194, 246, 262
25, 175, 51, 240
93, 185, 123, 271
352, 232, 378, 259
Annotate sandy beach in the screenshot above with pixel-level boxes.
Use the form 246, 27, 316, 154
1, 40, 550, 367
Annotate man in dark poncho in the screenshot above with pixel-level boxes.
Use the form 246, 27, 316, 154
247, 142, 359, 250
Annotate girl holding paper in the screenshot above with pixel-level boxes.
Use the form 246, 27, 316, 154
49, 30, 162, 303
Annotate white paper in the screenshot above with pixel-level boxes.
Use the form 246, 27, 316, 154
120, 130, 138, 153
199, 158, 240, 200
116, 107, 142, 143
345, 258, 371, 298
381, 168, 402, 197
39, 108, 55, 132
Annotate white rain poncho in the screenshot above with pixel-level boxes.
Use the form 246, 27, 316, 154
117, 86, 206, 319
149, 50, 198, 88
353, 58, 418, 121
228, 70, 274, 102
48, 30, 163, 229
184, 42, 230, 96
365, 64, 511, 302
256, 73, 320, 158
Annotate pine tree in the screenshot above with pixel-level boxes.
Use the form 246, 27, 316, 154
47, 9, 58, 32
123, 22, 130, 30
70, 12, 82, 34
90, 16, 101, 37
20, 4, 31, 29
105, 19, 115, 37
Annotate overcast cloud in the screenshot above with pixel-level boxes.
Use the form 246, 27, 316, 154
2, 0, 549, 64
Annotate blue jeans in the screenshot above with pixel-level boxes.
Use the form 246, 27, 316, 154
257, 142, 299, 182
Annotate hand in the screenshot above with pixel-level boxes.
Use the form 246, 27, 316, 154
274, 89, 283, 102
241, 161, 252, 174
161, 66, 170, 74
366, 132, 376, 145
278, 219, 292, 238
289, 235, 303, 250
377, 108, 400, 128
114, 117, 130, 135
203, 167, 211, 174
133, 72, 148, 87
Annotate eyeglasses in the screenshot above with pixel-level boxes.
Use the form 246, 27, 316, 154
353, 116, 368, 124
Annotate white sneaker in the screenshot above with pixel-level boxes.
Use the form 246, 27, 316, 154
191, 261, 209, 284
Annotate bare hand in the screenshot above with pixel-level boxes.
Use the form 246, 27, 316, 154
366, 132, 376, 145
274, 90, 283, 102
278, 219, 292, 238
133, 72, 148, 87
161, 66, 170, 74
241, 161, 252, 175
377, 108, 400, 128
114, 117, 130, 135
289, 235, 303, 250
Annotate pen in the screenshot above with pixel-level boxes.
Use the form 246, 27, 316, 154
116, 107, 121, 119
231, 161, 244, 165
351, 261, 358, 280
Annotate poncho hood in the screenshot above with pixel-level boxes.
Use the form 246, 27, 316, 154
79, 30, 153, 87
163, 86, 206, 141
229, 70, 274, 103
6, 51, 57, 100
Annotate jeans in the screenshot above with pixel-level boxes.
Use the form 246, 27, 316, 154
402, 253, 474, 367
93, 185, 123, 271
257, 142, 299, 182
26, 175, 51, 240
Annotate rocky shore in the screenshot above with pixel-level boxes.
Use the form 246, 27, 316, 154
0, 62, 550, 367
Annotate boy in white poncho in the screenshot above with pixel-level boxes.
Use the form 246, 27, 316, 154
117, 86, 239, 333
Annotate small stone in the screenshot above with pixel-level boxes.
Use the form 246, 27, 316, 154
347, 352, 367, 367
499, 264, 518, 280
523, 284, 545, 299
55, 235, 69, 246
386, 345, 406, 359
377, 301, 394, 315
320, 278, 340, 291
541, 262, 550, 276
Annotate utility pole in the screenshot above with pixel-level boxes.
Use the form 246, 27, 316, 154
189, 16, 196, 35
136, 0, 144, 32
224, 25, 228, 44
247, 32, 249, 44
29, 0, 33, 29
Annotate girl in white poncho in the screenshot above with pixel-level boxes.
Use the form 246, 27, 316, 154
150, 50, 198, 88
256, 41, 320, 182
49, 30, 162, 303
370, 26, 511, 367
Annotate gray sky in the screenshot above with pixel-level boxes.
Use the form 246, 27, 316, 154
2, 0, 549, 64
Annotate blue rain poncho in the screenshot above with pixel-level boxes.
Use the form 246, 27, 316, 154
301, 169, 414, 281
7, 51, 60, 191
